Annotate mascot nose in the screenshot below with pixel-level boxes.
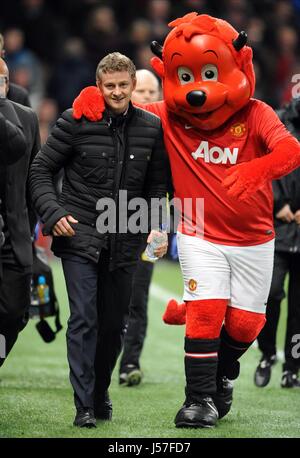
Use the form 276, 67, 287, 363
186, 90, 207, 107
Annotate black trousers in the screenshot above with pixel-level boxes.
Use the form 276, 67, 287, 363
119, 259, 154, 371
0, 262, 32, 367
257, 251, 300, 372
61, 250, 134, 409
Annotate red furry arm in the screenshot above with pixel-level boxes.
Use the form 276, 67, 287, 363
72, 86, 104, 121
223, 101, 300, 201
223, 136, 300, 201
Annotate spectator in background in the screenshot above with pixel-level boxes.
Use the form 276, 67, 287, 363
131, 69, 160, 104
145, 0, 171, 42
135, 45, 156, 72
221, 0, 251, 30
173, 0, 213, 18
119, 69, 161, 386
37, 98, 58, 145
124, 19, 152, 63
273, 25, 299, 106
9, 0, 67, 65
83, 5, 125, 69
4, 28, 44, 109
0, 57, 41, 369
0, 33, 30, 107
254, 97, 300, 389
47, 37, 94, 114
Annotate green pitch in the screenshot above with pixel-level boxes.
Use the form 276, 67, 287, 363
0, 259, 299, 438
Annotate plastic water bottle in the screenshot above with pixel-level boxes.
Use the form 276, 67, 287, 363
144, 225, 168, 262
30, 279, 39, 306
37, 275, 50, 304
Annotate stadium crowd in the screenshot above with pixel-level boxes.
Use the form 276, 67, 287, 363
0, 0, 300, 115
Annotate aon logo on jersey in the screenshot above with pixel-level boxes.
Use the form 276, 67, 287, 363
192, 141, 239, 164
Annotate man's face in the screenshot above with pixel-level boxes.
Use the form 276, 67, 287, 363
132, 74, 160, 104
97, 70, 136, 115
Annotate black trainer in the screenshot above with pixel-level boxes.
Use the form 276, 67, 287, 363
213, 376, 233, 419
119, 364, 143, 387
174, 396, 218, 428
73, 408, 96, 428
94, 391, 113, 420
254, 354, 277, 387
281, 370, 300, 388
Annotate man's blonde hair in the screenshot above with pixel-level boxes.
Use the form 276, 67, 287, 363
96, 52, 136, 81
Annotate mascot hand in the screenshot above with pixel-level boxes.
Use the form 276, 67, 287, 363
223, 137, 300, 201
223, 159, 267, 201
73, 86, 104, 121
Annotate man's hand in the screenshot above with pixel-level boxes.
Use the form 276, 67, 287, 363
294, 209, 300, 225
147, 229, 168, 258
276, 204, 294, 223
52, 215, 78, 237
72, 86, 105, 121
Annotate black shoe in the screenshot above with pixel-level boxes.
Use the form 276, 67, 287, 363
119, 364, 143, 387
254, 354, 277, 388
174, 396, 218, 428
281, 370, 300, 388
94, 391, 113, 420
213, 376, 233, 419
73, 408, 96, 428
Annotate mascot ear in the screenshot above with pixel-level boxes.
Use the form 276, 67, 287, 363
151, 56, 165, 78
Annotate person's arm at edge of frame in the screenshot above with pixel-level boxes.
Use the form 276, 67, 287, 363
0, 110, 27, 165
29, 109, 77, 237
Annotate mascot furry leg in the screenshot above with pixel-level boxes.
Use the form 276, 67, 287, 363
164, 299, 265, 427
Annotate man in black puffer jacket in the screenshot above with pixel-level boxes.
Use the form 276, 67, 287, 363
254, 98, 300, 389
29, 53, 169, 428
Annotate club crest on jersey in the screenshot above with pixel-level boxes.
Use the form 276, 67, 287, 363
191, 141, 238, 164
230, 122, 246, 138
188, 279, 197, 291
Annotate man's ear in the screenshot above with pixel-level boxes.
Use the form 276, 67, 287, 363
151, 57, 165, 79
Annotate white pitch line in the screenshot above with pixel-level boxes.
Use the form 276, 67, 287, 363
149, 283, 182, 304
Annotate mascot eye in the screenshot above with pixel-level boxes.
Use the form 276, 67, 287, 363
201, 64, 218, 81
178, 67, 195, 85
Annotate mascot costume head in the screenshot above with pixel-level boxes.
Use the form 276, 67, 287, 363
150, 13, 255, 130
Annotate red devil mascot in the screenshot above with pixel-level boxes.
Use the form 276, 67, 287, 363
72, 13, 300, 428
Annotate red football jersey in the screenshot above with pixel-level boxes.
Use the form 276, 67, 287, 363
144, 99, 293, 246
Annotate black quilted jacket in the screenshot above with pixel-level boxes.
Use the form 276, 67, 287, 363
29, 104, 168, 269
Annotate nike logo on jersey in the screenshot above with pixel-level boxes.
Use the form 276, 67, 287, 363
192, 140, 239, 164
